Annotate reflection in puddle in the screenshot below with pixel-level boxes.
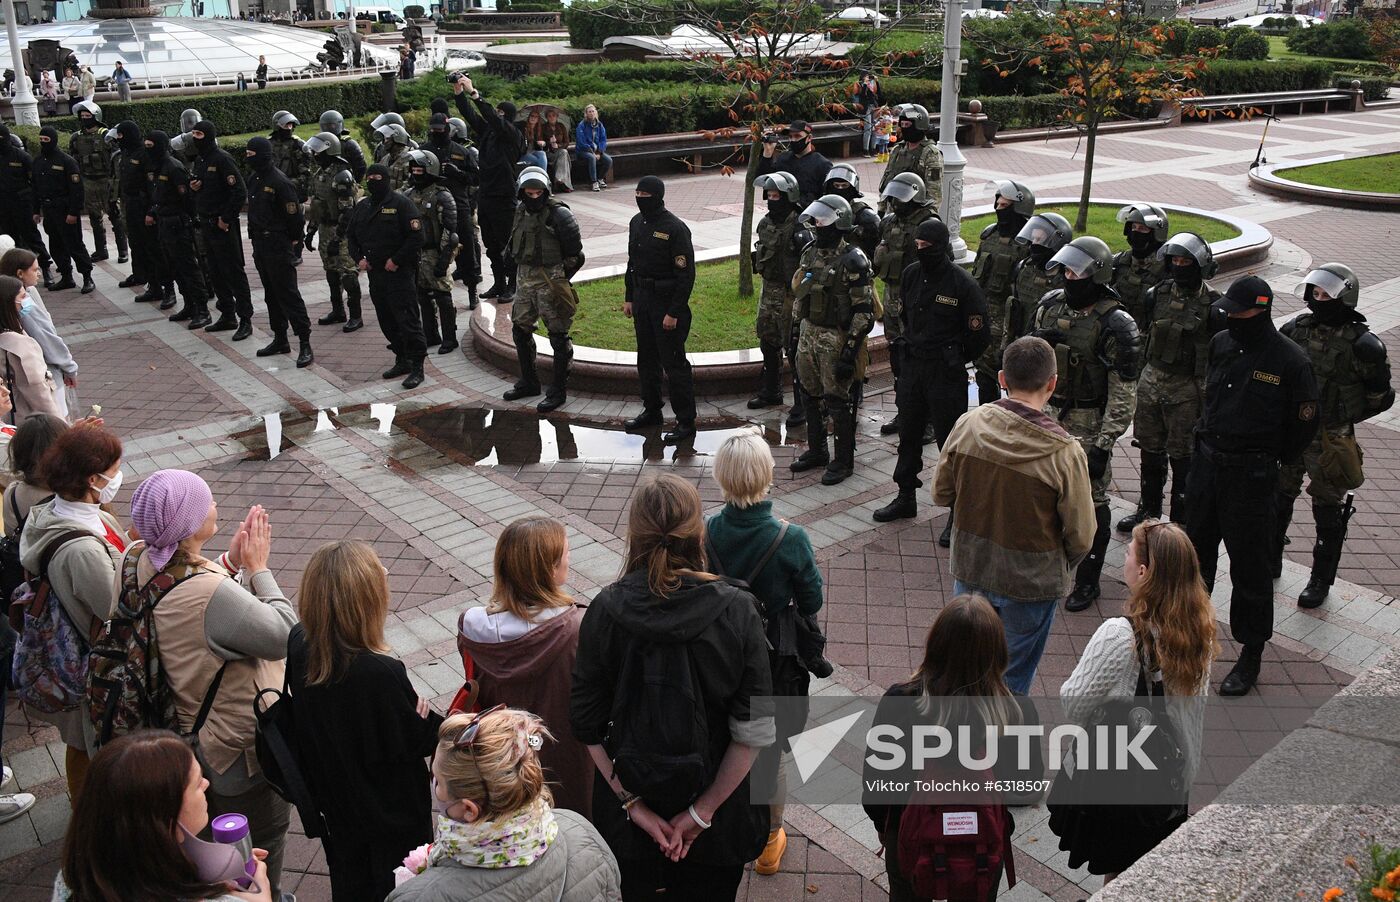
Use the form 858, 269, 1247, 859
315, 408, 339, 432
369, 403, 397, 435
263, 413, 283, 460
400, 407, 795, 467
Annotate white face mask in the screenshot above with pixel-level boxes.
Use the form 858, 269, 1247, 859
94, 469, 122, 504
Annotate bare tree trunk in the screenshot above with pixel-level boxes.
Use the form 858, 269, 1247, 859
1075, 111, 1099, 233
737, 81, 772, 298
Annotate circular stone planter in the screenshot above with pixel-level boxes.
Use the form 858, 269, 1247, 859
1248, 156, 1400, 209
468, 198, 1270, 396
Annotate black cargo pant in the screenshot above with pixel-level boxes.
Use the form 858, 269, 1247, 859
3, 205, 51, 270
368, 264, 426, 362
1185, 440, 1279, 649
892, 349, 969, 492
202, 220, 254, 321
122, 196, 153, 284
41, 204, 92, 277
633, 288, 696, 425
251, 231, 310, 340
157, 214, 209, 304
477, 193, 514, 279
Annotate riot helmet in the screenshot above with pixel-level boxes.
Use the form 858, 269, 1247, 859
880, 172, 927, 206
73, 100, 102, 127
824, 163, 861, 199
180, 108, 202, 133
798, 194, 854, 230
1299, 262, 1360, 309
989, 180, 1035, 218
273, 110, 299, 131
1048, 236, 1114, 285
1116, 202, 1169, 243
1015, 212, 1073, 259
305, 132, 343, 158
755, 172, 801, 204
1156, 232, 1218, 278
319, 110, 345, 135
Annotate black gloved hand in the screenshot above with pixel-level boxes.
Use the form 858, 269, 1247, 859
305, 223, 317, 250
834, 347, 857, 382
328, 239, 342, 258
1086, 445, 1111, 482
433, 257, 450, 278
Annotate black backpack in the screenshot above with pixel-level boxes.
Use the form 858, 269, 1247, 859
0, 489, 53, 605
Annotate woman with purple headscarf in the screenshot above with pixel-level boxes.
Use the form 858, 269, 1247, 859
126, 469, 298, 895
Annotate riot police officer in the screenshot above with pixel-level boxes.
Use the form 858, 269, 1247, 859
873, 217, 989, 526
823, 163, 880, 260
377, 124, 416, 193
33, 127, 94, 294
1034, 236, 1142, 611
146, 129, 211, 329
348, 163, 427, 389
245, 137, 314, 368
972, 180, 1034, 404
1002, 211, 1071, 349
1276, 264, 1393, 608
504, 166, 583, 412
1112, 202, 1170, 331
319, 109, 367, 180
749, 171, 808, 425
405, 150, 462, 356
189, 120, 254, 341
305, 132, 364, 335
113, 121, 161, 299
69, 101, 127, 263
0, 124, 54, 286
878, 103, 943, 212
446, 116, 483, 295
1117, 232, 1221, 532
623, 176, 696, 443
1188, 276, 1317, 696
369, 112, 413, 165
269, 110, 309, 202
423, 112, 479, 310
787, 194, 876, 486
874, 172, 940, 439
171, 109, 202, 168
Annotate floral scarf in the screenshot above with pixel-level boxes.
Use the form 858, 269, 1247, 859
429, 797, 558, 869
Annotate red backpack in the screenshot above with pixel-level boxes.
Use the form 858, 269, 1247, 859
897, 781, 1017, 901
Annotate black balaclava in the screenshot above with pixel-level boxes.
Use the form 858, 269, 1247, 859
192, 119, 217, 157
900, 120, 923, 144
766, 196, 794, 221
636, 175, 665, 220
891, 198, 915, 218
245, 136, 273, 172
412, 165, 435, 189
522, 190, 546, 212
366, 163, 391, 201
39, 126, 60, 157
430, 97, 450, 116
814, 224, 842, 248
496, 101, 517, 124
429, 112, 450, 148
1065, 276, 1097, 307
79, 109, 98, 131
996, 206, 1025, 238
271, 121, 294, 140
1306, 288, 1355, 326
1028, 243, 1054, 267
831, 181, 859, 202
1223, 276, 1274, 345
116, 120, 142, 154
915, 218, 951, 274
1127, 230, 1157, 258
1171, 260, 1202, 291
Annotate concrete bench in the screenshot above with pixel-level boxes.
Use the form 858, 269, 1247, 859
1181, 86, 1365, 120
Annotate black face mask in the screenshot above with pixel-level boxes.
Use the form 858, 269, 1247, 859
636, 195, 664, 219
1227, 311, 1272, 344
1126, 232, 1155, 257
1172, 263, 1201, 289
891, 199, 914, 217
522, 194, 546, 212
413, 172, 435, 188
901, 126, 923, 143
790, 136, 809, 153
995, 206, 1022, 237
430, 129, 449, 146
366, 178, 390, 201
814, 224, 842, 248
79, 117, 97, 131
766, 198, 793, 220
917, 246, 949, 273
832, 184, 859, 201
316, 152, 336, 168
1307, 296, 1351, 326
1064, 278, 1097, 307
1029, 244, 1054, 266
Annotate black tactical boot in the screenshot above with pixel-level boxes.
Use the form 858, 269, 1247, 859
821, 403, 856, 486
295, 336, 314, 368
481, 265, 505, 300
80, 273, 95, 294
187, 300, 212, 330
134, 284, 162, 303
169, 300, 194, 322
437, 292, 459, 354
873, 490, 917, 523
1299, 503, 1347, 609
624, 409, 664, 431
748, 346, 784, 409
382, 355, 411, 379
319, 277, 347, 326
880, 414, 899, 436
343, 277, 364, 333
1117, 450, 1167, 533
503, 325, 541, 400
790, 398, 829, 472
1066, 504, 1112, 612
1168, 455, 1192, 523
402, 358, 426, 389
232, 319, 253, 342
257, 335, 291, 357
42, 264, 55, 289
499, 270, 516, 301
921, 423, 935, 446
538, 331, 572, 412
116, 232, 129, 264
1271, 491, 1296, 580
51, 272, 77, 291
467, 282, 479, 311
1220, 643, 1264, 697
205, 314, 238, 333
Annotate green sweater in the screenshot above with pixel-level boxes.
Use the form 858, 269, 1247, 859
705, 501, 824, 619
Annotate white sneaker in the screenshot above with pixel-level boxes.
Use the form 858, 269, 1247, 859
591, 181, 601, 192
599, 180, 608, 189
0, 792, 35, 825
1, 765, 11, 789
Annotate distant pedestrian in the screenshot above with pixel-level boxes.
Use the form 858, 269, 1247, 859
79, 66, 95, 102
111, 61, 132, 101
236, 71, 248, 91
256, 55, 268, 89
574, 104, 612, 192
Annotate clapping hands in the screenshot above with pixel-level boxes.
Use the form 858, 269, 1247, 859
227, 505, 271, 573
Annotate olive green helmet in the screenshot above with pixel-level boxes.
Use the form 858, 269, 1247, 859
319, 110, 345, 135
799, 194, 854, 231
370, 112, 406, 131
881, 172, 927, 205
305, 132, 342, 157
1157, 232, 1218, 278
824, 163, 861, 194
1116, 202, 1169, 242
408, 149, 440, 178
1015, 212, 1073, 253
272, 110, 298, 130
1300, 262, 1360, 308
755, 172, 800, 204
376, 124, 411, 147
1049, 236, 1114, 285
896, 103, 932, 132
990, 180, 1035, 218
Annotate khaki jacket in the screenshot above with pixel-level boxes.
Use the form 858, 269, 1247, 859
0, 331, 62, 422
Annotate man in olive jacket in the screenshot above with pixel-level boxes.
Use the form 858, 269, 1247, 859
931, 336, 1095, 694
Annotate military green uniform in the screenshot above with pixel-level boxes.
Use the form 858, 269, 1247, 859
754, 210, 804, 352
69, 127, 126, 259
849, 197, 880, 260
509, 198, 582, 334
873, 204, 937, 344
971, 224, 1029, 399
309, 161, 357, 278
878, 138, 943, 209
1112, 249, 1169, 333
407, 178, 459, 347
1002, 256, 1063, 351
269, 132, 309, 201
385, 145, 415, 193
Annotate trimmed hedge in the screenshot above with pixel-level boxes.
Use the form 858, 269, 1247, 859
1285, 20, 1375, 60
1225, 26, 1270, 61
1338, 76, 1391, 102
1192, 59, 1334, 94
966, 94, 1065, 130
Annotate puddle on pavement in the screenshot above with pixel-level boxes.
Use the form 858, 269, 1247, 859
231, 402, 798, 467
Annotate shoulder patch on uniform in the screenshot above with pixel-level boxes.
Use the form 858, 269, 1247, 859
935, 294, 959, 306
1252, 370, 1281, 385
263, 186, 275, 193
71, 173, 81, 182
968, 314, 984, 331
410, 218, 421, 230
157, 174, 168, 181
381, 207, 396, 214
652, 231, 669, 240
226, 174, 237, 186
1299, 401, 1317, 421
674, 255, 688, 269
285, 201, 297, 214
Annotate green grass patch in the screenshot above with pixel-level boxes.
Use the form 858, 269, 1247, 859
1274, 152, 1400, 194
960, 203, 1241, 253
1264, 35, 1364, 67
555, 261, 759, 352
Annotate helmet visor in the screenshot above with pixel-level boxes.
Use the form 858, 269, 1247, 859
1047, 243, 1097, 277
799, 199, 842, 228
1156, 233, 1210, 268
1298, 269, 1352, 301
1015, 215, 1062, 249
826, 165, 858, 187
1116, 203, 1167, 233
881, 179, 918, 203
305, 135, 331, 155
988, 179, 1024, 204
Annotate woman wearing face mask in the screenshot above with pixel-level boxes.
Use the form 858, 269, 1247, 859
18, 424, 126, 799
126, 469, 298, 893
56, 730, 272, 901
0, 248, 78, 418
0, 274, 63, 421
386, 708, 621, 901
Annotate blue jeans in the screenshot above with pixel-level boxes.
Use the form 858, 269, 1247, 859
522, 150, 548, 171
581, 150, 612, 182
953, 580, 1057, 695
862, 109, 875, 152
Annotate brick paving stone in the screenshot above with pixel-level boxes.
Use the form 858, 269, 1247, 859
76, 332, 238, 437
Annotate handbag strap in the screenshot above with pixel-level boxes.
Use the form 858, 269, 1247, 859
704, 517, 789, 586
188, 660, 229, 739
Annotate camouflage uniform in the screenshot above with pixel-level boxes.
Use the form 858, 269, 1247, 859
848, 197, 881, 260
384, 145, 415, 193
407, 177, 459, 347
878, 138, 943, 209
308, 158, 363, 331
1111, 249, 1169, 333
752, 209, 806, 409
971, 225, 1028, 397
69, 126, 126, 259
1002, 256, 1064, 351
873, 203, 937, 345
506, 194, 583, 408
269, 132, 309, 201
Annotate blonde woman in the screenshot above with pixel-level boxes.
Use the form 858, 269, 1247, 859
1050, 520, 1217, 881
387, 708, 621, 901
458, 516, 590, 816
286, 540, 441, 902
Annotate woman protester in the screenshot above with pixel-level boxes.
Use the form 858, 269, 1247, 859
457, 516, 591, 816
0, 275, 64, 420
1, 248, 79, 418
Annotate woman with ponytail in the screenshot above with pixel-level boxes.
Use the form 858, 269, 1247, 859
570, 474, 774, 901
386, 708, 621, 901
1050, 520, 1218, 881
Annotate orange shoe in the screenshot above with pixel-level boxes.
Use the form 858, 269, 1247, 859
755, 827, 787, 875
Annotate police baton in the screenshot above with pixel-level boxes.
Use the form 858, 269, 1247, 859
1341, 490, 1357, 528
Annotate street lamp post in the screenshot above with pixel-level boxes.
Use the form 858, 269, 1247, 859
3, 0, 38, 126
937, 0, 968, 261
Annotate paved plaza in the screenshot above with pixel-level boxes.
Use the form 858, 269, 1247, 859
2, 105, 1400, 901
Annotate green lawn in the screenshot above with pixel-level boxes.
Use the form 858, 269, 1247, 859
961, 203, 1241, 253
1274, 152, 1400, 193
1263, 34, 1365, 67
